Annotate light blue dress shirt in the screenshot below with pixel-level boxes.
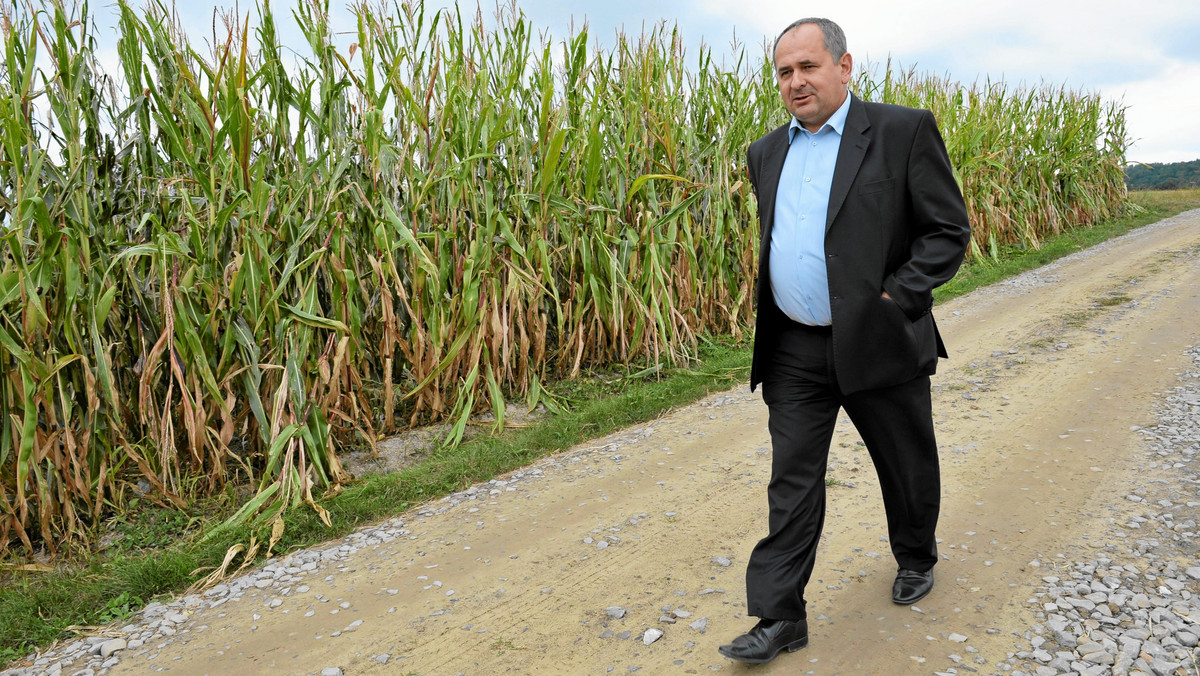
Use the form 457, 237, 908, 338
769, 93, 852, 327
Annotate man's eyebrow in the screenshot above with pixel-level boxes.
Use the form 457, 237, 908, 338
778, 58, 818, 72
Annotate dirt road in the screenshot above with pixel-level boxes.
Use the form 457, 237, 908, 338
106, 210, 1200, 675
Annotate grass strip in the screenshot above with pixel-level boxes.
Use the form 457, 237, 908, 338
3, 189, 1200, 664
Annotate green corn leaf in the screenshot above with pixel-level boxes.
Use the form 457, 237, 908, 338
626, 173, 689, 206
282, 303, 349, 333
94, 284, 119, 327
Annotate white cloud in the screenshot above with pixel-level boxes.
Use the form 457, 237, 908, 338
1117, 60, 1200, 163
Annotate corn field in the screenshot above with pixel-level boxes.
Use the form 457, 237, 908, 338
0, 0, 1127, 559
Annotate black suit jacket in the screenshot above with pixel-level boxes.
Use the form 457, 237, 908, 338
747, 94, 971, 395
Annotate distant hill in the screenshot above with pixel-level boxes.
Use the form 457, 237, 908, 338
1125, 159, 1200, 190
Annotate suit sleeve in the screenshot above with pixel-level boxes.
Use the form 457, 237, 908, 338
746, 145, 760, 198
881, 110, 971, 320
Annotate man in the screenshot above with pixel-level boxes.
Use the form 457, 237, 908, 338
718, 18, 971, 664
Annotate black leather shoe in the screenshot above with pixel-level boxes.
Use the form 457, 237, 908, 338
893, 567, 934, 604
717, 618, 809, 664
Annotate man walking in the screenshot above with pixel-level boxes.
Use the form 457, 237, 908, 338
718, 18, 971, 664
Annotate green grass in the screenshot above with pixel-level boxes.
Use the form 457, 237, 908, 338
1062, 308, 1101, 328
3, 188, 1200, 665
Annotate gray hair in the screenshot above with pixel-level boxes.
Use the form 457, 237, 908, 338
773, 18, 847, 63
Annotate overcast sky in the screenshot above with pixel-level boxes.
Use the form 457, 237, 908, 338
84, 0, 1200, 164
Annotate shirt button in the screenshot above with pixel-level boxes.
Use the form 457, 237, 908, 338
805, 177, 811, 182
811, 142, 817, 147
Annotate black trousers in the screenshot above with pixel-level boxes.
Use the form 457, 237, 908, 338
745, 320, 941, 620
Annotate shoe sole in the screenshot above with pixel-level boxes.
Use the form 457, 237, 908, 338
718, 636, 809, 664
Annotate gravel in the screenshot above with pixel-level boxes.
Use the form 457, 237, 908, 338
0, 514, 421, 676
998, 344, 1200, 676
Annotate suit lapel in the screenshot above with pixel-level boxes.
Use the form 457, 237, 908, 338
757, 124, 791, 260
826, 95, 871, 232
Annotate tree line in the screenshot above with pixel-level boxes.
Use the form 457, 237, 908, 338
1125, 159, 1200, 190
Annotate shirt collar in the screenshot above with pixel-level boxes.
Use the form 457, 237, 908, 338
788, 90, 853, 143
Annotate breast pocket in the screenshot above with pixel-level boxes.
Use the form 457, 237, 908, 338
857, 177, 894, 195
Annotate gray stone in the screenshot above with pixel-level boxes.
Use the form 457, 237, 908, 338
1076, 641, 1105, 655
1140, 641, 1173, 662
1081, 651, 1114, 665
1148, 657, 1179, 675
1047, 656, 1073, 671
141, 602, 169, 619
643, 628, 663, 645
98, 639, 126, 659
1052, 629, 1078, 649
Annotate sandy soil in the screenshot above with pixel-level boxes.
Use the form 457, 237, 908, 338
107, 210, 1200, 676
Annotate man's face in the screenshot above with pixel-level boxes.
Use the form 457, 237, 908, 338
774, 23, 852, 132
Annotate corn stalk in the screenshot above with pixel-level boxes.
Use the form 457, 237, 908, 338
0, 0, 1128, 558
